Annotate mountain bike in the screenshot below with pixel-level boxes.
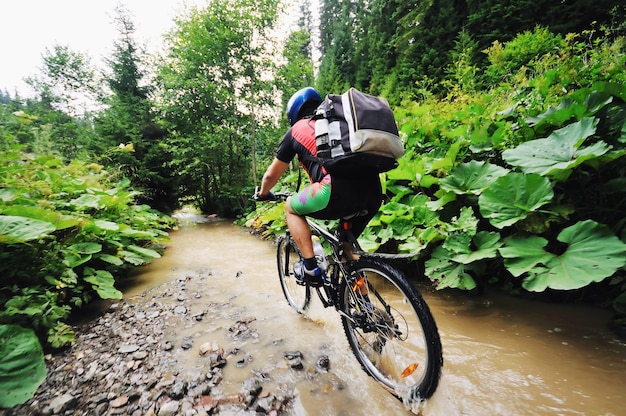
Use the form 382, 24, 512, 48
271, 194, 443, 403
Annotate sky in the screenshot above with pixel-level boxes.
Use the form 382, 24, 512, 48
0, 0, 205, 97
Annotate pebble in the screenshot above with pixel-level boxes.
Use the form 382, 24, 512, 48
158, 400, 180, 416
49, 393, 75, 413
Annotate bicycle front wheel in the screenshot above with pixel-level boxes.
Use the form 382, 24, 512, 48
276, 234, 310, 313
340, 258, 442, 402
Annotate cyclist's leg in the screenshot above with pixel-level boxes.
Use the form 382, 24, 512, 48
285, 206, 314, 258
287, 174, 332, 260
327, 175, 382, 297
344, 179, 382, 238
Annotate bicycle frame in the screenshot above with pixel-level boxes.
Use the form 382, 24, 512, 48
301, 217, 386, 323
267, 191, 443, 401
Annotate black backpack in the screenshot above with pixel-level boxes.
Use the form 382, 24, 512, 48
311, 88, 404, 176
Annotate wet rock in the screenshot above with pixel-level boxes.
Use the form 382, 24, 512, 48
208, 350, 227, 368
317, 372, 347, 392
169, 380, 189, 399
192, 311, 205, 321
207, 368, 224, 386
199, 341, 218, 356
110, 395, 129, 408
90, 392, 109, 405
255, 394, 276, 414
49, 393, 76, 413
227, 317, 257, 339
158, 400, 180, 416
118, 344, 140, 353
316, 354, 330, 371
284, 351, 304, 370
241, 378, 263, 397
181, 336, 194, 350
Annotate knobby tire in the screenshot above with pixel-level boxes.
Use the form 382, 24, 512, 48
276, 234, 310, 313
339, 258, 442, 402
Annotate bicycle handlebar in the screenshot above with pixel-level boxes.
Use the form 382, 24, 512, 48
252, 187, 290, 202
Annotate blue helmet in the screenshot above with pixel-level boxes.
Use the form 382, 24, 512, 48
286, 87, 322, 126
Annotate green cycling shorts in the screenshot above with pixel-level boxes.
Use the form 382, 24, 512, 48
289, 174, 332, 215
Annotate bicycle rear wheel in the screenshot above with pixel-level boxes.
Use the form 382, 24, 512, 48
276, 234, 310, 313
340, 258, 442, 402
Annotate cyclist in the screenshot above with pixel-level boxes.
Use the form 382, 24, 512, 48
255, 87, 382, 286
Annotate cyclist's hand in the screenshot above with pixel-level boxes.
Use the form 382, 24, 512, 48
253, 191, 277, 202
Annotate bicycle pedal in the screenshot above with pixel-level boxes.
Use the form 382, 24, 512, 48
307, 277, 325, 288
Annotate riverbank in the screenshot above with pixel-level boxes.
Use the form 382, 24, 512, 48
3, 272, 333, 416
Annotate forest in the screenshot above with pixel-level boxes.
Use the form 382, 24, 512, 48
1, 0, 625, 407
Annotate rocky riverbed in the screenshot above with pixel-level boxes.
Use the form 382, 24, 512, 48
3, 270, 338, 416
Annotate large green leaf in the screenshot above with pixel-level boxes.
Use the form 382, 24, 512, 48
359, 233, 382, 252
64, 252, 93, 268
519, 221, 626, 291
451, 231, 503, 264
0, 325, 47, 407
445, 206, 479, 233
120, 226, 156, 238
479, 173, 554, 229
61, 242, 102, 268
0, 188, 16, 202
95, 253, 124, 266
525, 89, 613, 128
499, 235, 554, 277
525, 98, 586, 127
127, 244, 161, 259
68, 242, 102, 254
398, 227, 442, 253
424, 246, 477, 290
0, 206, 79, 230
119, 250, 149, 265
502, 117, 608, 180
379, 201, 414, 224
406, 194, 440, 226
70, 193, 104, 210
83, 268, 123, 299
439, 160, 509, 195
87, 220, 120, 232
0, 215, 56, 244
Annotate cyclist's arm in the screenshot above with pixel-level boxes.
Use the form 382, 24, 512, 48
259, 158, 289, 197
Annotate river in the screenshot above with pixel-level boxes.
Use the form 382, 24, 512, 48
121, 217, 626, 416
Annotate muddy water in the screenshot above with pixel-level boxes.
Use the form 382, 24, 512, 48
123, 218, 626, 416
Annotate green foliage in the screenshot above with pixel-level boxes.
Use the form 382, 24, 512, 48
278, 29, 316, 106
96, 6, 178, 212
24, 44, 97, 119
500, 220, 626, 291
390, 30, 625, 304
503, 117, 613, 180
478, 173, 554, 229
158, 0, 281, 216
0, 325, 47, 408
439, 160, 509, 195
483, 26, 564, 85
316, 0, 623, 103
0, 151, 173, 350
0, 216, 56, 243
425, 230, 503, 290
